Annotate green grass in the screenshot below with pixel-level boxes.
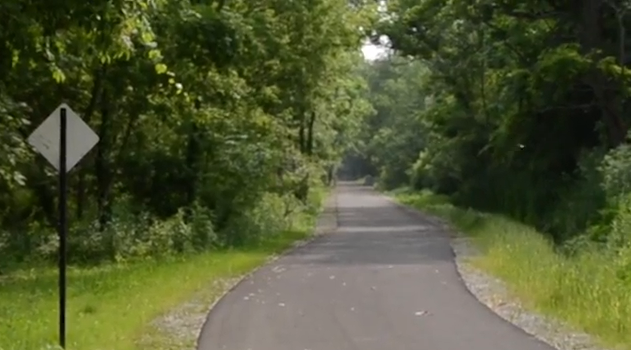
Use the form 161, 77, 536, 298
394, 188, 631, 350
0, 212, 320, 350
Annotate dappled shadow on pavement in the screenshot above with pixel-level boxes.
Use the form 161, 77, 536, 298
286, 229, 453, 266
336, 206, 429, 228
283, 183, 455, 266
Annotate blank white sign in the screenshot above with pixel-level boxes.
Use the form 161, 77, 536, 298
28, 103, 99, 173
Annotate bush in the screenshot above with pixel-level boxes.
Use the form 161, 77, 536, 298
0, 168, 327, 266
606, 193, 631, 250
600, 143, 631, 201
221, 192, 303, 246
544, 149, 606, 241
0, 197, 220, 265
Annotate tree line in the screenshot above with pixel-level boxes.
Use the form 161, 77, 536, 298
351, 0, 631, 253
0, 0, 375, 266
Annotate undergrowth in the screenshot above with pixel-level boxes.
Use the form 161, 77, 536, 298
0, 187, 328, 350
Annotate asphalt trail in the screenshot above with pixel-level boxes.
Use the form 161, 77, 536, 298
197, 183, 554, 350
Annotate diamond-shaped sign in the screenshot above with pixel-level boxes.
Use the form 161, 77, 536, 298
27, 103, 99, 173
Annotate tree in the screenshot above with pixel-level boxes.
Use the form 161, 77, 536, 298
0, 0, 375, 264
351, 0, 631, 243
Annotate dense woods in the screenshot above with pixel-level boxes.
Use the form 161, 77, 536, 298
4, 0, 631, 347
0, 0, 375, 266
343, 2, 631, 343
351, 0, 631, 252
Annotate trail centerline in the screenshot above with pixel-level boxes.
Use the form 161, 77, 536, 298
197, 183, 553, 350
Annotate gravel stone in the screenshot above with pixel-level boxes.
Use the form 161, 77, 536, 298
450, 236, 610, 350
146, 191, 339, 349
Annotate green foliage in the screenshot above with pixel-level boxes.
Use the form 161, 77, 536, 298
349, 0, 631, 250
340, 57, 426, 186
600, 144, 631, 200
354, 1, 631, 345
0, 0, 375, 267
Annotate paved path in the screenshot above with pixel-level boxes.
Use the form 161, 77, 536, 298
197, 183, 554, 350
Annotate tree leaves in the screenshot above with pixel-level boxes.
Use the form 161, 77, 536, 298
0, 0, 375, 261
353, 0, 631, 236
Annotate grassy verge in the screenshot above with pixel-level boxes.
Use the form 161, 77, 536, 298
392, 187, 631, 349
0, 192, 328, 350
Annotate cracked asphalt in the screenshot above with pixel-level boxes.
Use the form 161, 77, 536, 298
197, 183, 555, 350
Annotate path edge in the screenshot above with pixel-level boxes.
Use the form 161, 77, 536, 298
194, 189, 339, 349
379, 190, 608, 350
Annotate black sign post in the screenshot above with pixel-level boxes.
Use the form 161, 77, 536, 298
58, 107, 67, 348
27, 102, 99, 349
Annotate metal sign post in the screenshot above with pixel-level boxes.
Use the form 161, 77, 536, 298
58, 106, 67, 348
27, 103, 99, 348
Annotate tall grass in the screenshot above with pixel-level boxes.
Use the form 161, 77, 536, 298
396, 189, 631, 349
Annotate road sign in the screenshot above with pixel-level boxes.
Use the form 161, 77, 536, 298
27, 103, 99, 349
27, 103, 99, 173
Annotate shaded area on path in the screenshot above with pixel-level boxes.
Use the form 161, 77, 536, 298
197, 182, 554, 350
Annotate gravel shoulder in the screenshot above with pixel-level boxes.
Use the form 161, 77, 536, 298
140, 192, 339, 350
450, 237, 608, 350
145, 187, 608, 350
196, 184, 559, 350
388, 196, 610, 350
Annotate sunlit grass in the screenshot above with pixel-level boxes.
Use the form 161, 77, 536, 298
394, 188, 631, 350
0, 188, 327, 350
